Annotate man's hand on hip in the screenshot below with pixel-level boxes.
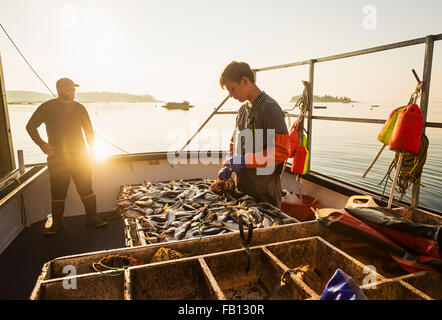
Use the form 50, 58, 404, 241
41, 143, 56, 156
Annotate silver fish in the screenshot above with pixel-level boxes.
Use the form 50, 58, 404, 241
135, 199, 153, 207
149, 215, 167, 223
164, 226, 177, 235
144, 208, 154, 215
185, 226, 200, 238
174, 221, 192, 240
262, 216, 274, 228
202, 227, 224, 236
128, 192, 145, 201
121, 209, 140, 218
170, 221, 183, 228
164, 209, 176, 228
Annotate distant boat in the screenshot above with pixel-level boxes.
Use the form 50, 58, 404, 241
314, 105, 327, 109
161, 101, 194, 110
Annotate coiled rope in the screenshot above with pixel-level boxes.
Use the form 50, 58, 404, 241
379, 132, 429, 201
379, 80, 428, 202
282, 81, 310, 175
286, 81, 310, 125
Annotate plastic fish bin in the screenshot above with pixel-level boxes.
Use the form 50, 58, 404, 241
265, 237, 383, 296
401, 272, 442, 300
35, 221, 349, 281
201, 247, 316, 300
361, 280, 431, 300
127, 258, 217, 300
281, 195, 318, 221
36, 272, 125, 300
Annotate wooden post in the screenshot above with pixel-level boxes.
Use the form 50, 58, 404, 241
0, 54, 16, 179
362, 144, 386, 178
306, 60, 315, 173
411, 35, 434, 209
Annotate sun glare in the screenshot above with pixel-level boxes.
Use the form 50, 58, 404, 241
93, 138, 113, 161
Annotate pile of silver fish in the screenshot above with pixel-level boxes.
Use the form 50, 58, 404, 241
116, 179, 289, 243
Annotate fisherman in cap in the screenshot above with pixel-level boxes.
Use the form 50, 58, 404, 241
26, 78, 108, 235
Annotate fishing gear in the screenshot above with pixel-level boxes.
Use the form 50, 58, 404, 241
377, 84, 427, 206
150, 218, 205, 263
92, 255, 143, 276
238, 211, 254, 272
363, 69, 423, 179
379, 132, 428, 203
287, 81, 310, 176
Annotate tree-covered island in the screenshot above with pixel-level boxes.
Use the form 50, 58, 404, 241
7, 90, 161, 104
291, 94, 355, 103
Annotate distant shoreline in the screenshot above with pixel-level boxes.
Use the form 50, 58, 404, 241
291, 94, 357, 103
6, 90, 162, 105
8, 100, 163, 105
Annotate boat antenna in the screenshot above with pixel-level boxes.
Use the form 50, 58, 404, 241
0, 23, 130, 154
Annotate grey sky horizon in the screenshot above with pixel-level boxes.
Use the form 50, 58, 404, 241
1, 0, 441, 103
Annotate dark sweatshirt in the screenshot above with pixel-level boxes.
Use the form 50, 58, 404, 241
26, 99, 94, 158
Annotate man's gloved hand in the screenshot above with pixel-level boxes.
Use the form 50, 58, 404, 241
226, 154, 246, 172
218, 166, 232, 180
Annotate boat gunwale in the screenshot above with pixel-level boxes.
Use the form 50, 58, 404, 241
1, 150, 441, 216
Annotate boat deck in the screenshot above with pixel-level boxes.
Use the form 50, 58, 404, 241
0, 213, 123, 300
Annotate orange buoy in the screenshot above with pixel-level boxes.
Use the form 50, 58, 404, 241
378, 105, 408, 145
389, 104, 423, 154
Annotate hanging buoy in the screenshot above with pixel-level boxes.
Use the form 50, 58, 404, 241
378, 105, 408, 145
363, 105, 407, 178
291, 134, 309, 175
389, 104, 423, 154
289, 122, 299, 158
387, 103, 423, 208
291, 146, 308, 174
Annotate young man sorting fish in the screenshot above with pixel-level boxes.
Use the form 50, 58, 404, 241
218, 61, 290, 208
26, 78, 108, 235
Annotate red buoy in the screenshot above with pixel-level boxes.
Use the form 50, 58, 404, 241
291, 146, 308, 174
289, 123, 299, 158
389, 104, 423, 154
377, 105, 407, 145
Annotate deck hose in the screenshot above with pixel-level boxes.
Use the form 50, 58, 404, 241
238, 212, 254, 272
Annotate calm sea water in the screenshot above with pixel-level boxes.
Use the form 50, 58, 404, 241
8, 100, 442, 212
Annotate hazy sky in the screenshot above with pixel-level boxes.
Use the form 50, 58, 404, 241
1, 0, 441, 102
